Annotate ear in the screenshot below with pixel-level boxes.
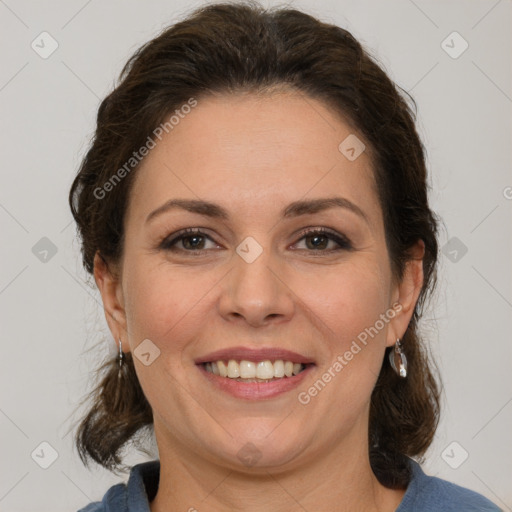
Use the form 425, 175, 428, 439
93, 251, 129, 352
386, 239, 425, 347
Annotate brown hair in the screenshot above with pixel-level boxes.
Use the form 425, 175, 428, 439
69, 1, 440, 486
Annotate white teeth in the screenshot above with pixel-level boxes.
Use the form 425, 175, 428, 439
217, 360, 228, 377
239, 360, 256, 378
273, 359, 285, 378
204, 359, 306, 380
227, 360, 240, 378
256, 360, 274, 379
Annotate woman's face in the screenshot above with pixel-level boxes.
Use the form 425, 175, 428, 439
96, 90, 422, 471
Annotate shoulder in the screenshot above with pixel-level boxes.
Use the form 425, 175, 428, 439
76, 482, 126, 512
76, 460, 160, 512
397, 458, 502, 512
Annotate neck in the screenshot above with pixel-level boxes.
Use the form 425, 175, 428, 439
150, 421, 406, 512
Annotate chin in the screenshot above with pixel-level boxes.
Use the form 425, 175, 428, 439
215, 428, 309, 472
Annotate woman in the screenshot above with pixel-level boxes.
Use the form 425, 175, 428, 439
70, 2, 501, 511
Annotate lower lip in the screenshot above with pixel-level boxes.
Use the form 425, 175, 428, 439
197, 364, 315, 400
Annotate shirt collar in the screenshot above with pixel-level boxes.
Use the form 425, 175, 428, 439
126, 459, 160, 511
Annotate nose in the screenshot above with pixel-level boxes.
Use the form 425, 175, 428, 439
217, 247, 295, 327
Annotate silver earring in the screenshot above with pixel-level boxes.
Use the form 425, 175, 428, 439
389, 338, 407, 378
113, 339, 125, 410
117, 339, 124, 373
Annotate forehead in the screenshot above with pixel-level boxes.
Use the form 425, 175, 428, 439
127, 91, 380, 226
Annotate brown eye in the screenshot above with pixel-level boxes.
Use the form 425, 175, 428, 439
160, 228, 218, 252
294, 228, 352, 252
305, 234, 330, 250
181, 234, 206, 250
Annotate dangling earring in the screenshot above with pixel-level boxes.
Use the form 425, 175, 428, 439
388, 338, 407, 378
117, 338, 124, 376
113, 338, 125, 410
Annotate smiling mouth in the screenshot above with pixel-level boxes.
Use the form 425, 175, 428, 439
201, 359, 312, 382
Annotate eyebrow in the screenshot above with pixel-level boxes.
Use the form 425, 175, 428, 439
145, 197, 368, 224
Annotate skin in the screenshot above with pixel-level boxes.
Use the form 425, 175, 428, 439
94, 89, 424, 512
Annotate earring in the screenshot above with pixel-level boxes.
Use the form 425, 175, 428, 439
117, 338, 124, 374
113, 339, 126, 410
388, 338, 407, 378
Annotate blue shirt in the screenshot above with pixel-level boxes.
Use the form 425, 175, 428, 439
78, 458, 502, 511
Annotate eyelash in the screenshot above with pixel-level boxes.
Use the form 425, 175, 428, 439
159, 227, 353, 254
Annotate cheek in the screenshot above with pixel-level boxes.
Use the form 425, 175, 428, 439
121, 259, 212, 405
290, 259, 393, 436
298, 259, 391, 344
292, 256, 393, 406
122, 256, 221, 351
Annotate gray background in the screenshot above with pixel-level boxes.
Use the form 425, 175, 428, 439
0, 0, 511, 510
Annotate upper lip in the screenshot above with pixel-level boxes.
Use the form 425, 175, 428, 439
194, 346, 315, 365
